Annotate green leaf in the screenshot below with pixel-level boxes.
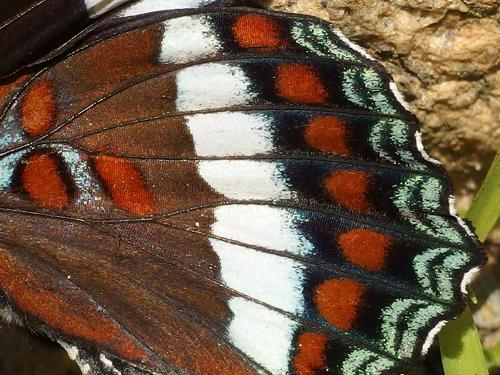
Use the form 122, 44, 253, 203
439, 307, 488, 375
484, 341, 500, 369
466, 150, 500, 242
439, 149, 500, 375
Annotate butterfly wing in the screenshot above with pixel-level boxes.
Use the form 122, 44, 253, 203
0, 0, 243, 78
0, 7, 484, 375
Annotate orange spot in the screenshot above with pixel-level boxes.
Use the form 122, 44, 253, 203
305, 116, 350, 156
0, 74, 30, 112
314, 279, 365, 330
20, 80, 56, 137
232, 14, 285, 50
22, 153, 69, 210
276, 64, 327, 104
324, 170, 373, 213
93, 156, 154, 215
293, 332, 328, 375
338, 228, 392, 271
0, 251, 150, 364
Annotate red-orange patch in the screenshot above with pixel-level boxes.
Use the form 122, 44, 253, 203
276, 64, 327, 104
0, 251, 150, 364
232, 14, 286, 50
0, 74, 30, 113
22, 153, 69, 210
93, 156, 154, 215
338, 228, 392, 271
305, 116, 350, 156
324, 170, 373, 213
20, 79, 56, 137
314, 279, 365, 330
293, 332, 328, 375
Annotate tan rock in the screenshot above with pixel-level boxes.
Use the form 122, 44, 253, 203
407, 17, 500, 80
393, 0, 469, 12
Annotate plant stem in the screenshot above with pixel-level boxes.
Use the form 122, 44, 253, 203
466, 150, 500, 242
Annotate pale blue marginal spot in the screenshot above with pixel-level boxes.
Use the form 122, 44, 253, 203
399, 212, 464, 245
420, 176, 442, 211
413, 248, 472, 300
0, 149, 28, 188
389, 120, 409, 148
413, 248, 450, 296
361, 67, 380, 91
368, 118, 427, 170
342, 68, 365, 107
390, 120, 427, 171
426, 214, 464, 244
56, 145, 103, 205
434, 252, 471, 300
0, 114, 27, 150
290, 21, 357, 61
392, 175, 441, 218
392, 176, 464, 244
399, 303, 447, 358
381, 299, 446, 358
380, 299, 427, 357
365, 357, 398, 374
341, 349, 396, 375
361, 68, 397, 115
368, 119, 391, 162
341, 68, 398, 115
392, 175, 424, 212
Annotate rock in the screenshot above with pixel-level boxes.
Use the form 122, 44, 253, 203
269, 0, 500, 209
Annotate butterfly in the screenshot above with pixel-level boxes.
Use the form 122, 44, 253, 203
0, 0, 485, 374
0, 0, 244, 79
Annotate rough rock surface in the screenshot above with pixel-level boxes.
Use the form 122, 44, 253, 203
269, 0, 500, 210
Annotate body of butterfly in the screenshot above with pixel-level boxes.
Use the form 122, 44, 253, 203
0, 1, 485, 375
